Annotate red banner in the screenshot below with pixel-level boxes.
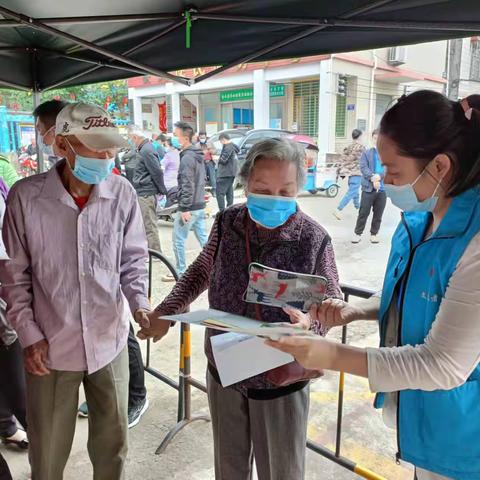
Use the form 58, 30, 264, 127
158, 102, 167, 133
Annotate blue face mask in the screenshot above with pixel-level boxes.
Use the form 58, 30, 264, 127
66, 140, 114, 185
246, 193, 297, 229
384, 167, 441, 213
40, 139, 54, 157
40, 126, 54, 156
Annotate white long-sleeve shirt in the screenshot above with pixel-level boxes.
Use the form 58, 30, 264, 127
367, 232, 480, 393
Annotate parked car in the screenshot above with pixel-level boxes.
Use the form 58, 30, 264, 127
209, 128, 292, 187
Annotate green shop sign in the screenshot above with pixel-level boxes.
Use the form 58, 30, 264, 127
269, 84, 285, 97
220, 84, 285, 102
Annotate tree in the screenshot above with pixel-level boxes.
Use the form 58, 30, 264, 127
0, 80, 130, 118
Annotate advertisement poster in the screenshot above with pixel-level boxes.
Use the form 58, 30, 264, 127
158, 102, 167, 133
19, 125, 35, 148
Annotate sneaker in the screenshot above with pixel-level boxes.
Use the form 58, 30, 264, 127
370, 235, 380, 244
1, 428, 28, 450
78, 402, 88, 418
161, 274, 176, 282
351, 235, 362, 244
128, 398, 149, 429
332, 209, 342, 221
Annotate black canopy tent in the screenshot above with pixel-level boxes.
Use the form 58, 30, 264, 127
0, 0, 475, 170
0, 0, 478, 92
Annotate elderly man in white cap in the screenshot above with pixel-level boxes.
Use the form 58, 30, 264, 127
0, 103, 151, 480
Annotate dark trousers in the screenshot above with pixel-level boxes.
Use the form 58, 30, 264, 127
128, 324, 146, 409
216, 176, 235, 212
0, 339, 27, 438
354, 190, 387, 236
205, 161, 217, 196
0, 454, 12, 480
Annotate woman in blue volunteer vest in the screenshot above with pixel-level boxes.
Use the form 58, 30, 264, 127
268, 90, 480, 480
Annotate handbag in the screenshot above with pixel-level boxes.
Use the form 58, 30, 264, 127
244, 220, 323, 387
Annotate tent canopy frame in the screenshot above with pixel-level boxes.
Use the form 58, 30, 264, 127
0, 0, 475, 92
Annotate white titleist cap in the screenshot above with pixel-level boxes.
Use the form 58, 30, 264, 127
55, 102, 128, 150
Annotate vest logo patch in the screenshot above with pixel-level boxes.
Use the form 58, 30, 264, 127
421, 291, 439, 302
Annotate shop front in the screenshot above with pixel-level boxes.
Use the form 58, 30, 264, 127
197, 84, 287, 135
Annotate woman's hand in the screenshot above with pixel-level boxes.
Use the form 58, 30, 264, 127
309, 298, 365, 329
283, 307, 311, 330
265, 336, 336, 370
137, 311, 172, 342
134, 308, 151, 329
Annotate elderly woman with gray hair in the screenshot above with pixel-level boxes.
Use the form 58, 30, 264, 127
139, 138, 341, 480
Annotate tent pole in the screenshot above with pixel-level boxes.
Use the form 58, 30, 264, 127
33, 89, 44, 174
41, 19, 187, 91
0, 79, 30, 91
193, 13, 480, 32
0, 13, 179, 27
30, 50, 44, 174
35, 48, 150, 75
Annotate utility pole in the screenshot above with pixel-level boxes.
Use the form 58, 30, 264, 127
447, 39, 463, 100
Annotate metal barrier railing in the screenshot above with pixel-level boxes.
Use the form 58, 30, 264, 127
145, 249, 386, 479
145, 249, 210, 453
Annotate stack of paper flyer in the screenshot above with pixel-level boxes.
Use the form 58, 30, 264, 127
162, 308, 313, 339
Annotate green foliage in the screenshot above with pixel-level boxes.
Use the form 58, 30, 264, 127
0, 80, 129, 118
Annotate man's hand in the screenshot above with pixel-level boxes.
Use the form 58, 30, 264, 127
134, 309, 151, 329
137, 311, 172, 343
373, 181, 381, 191
371, 174, 381, 183
181, 212, 191, 224
24, 340, 50, 376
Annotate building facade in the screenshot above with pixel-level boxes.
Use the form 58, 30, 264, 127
452, 36, 480, 99
128, 40, 447, 155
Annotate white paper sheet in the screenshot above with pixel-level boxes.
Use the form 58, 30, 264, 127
210, 332, 293, 387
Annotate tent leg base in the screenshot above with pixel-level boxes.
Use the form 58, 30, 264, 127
155, 415, 211, 455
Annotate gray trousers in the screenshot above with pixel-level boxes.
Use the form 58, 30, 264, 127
207, 370, 309, 480
26, 348, 129, 480
138, 194, 162, 252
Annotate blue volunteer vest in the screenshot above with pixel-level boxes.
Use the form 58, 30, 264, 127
376, 187, 480, 479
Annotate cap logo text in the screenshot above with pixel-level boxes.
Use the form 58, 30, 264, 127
83, 116, 115, 130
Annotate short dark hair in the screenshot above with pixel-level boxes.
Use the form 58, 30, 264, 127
219, 132, 230, 141
174, 121, 194, 142
33, 100, 68, 125
372, 128, 379, 136
380, 90, 480, 197
157, 133, 168, 143
199, 131, 207, 136
352, 129, 363, 140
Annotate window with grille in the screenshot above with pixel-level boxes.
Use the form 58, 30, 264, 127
293, 80, 319, 137
375, 94, 393, 129
335, 95, 347, 138
470, 39, 480, 81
